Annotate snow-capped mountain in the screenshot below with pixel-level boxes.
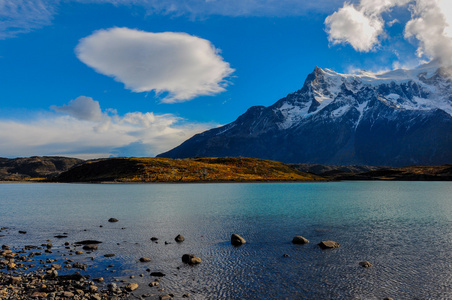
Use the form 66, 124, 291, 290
158, 62, 452, 166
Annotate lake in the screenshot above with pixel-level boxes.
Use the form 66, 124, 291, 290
1, 181, 452, 299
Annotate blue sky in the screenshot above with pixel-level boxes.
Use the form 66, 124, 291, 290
1, 0, 451, 158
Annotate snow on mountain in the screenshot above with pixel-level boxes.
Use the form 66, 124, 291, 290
158, 63, 452, 166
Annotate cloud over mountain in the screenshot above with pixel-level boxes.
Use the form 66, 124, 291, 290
326, 0, 452, 67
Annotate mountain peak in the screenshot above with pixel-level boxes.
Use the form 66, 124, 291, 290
159, 63, 452, 166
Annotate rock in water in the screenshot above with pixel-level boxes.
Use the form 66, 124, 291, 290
139, 257, 151, 262
125, 282, 139, 292
318, 240, 340, 249
231, 234, 246, 246
292, 236, 309, 244
359, 261, 372, 268
181, 254, 202, 265
108, 218, 118, 222
175, 234, 185, 242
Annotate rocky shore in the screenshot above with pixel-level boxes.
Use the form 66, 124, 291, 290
0, 225, 187, 300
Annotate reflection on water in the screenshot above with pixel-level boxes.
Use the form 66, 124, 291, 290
1, 181, 452, 299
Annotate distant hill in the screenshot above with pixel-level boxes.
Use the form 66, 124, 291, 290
53, 157, 324, 183
0, 156, 84, 181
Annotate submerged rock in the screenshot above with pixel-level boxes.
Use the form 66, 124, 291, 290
292, 236, 309, 245
231, 234, 246, 246
83, 244, 98, 251
318, 240, 340, 249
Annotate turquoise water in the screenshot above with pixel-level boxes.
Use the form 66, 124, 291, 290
1, 181, 452, 299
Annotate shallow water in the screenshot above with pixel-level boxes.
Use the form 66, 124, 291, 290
1, 181, 452, 299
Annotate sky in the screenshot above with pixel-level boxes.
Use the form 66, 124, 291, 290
1, 0, 452, 159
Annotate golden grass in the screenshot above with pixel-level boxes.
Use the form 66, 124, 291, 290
56, 157, 325, 183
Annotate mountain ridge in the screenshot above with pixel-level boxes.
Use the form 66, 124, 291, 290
158, 63, 452, 166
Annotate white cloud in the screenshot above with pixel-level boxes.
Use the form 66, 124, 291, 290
76, 27, 234, 102
0, 97, 214, 159
0, 0, 55, 39
51, 96, 103, 121
0, 0, 346, 39
326, 0, 452, 68
405, 0, 452, 67
325, 4, 384, 52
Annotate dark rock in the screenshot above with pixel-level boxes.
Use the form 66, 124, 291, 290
359, 261, 373, 268
182, 294, 191, 298
57, 274, 86, 281
104, 253, 115, 257
292, 236, 309, 244
139, 257, 152, 262
108, 218, 119, 222
74, 240, 102, 245
151, 237, 158, 241
18, 231, 27, 234
231, 234, 246, 246
150, 272, 166, 277
54, 235, 68, 238
182, 254, 202, 265
82, 244, 98, 251
283, 254, 290, 257
175, 234, 185, 242
318, 240, 340, 249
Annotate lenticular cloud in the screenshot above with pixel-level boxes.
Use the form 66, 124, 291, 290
75, 27, 234, 102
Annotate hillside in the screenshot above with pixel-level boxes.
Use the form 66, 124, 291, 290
0, 156, 84, 181
53, 157, 325, 183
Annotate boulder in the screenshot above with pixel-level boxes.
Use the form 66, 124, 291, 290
108, 218, 119, 222
175, 234, 185, 242
231, 234, 246, 246
318, 240, 340, 249
104, 253, 115, 257
292, 236, 309, 245
150, 272, 166, 277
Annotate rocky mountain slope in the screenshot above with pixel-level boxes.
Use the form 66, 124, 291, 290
158, 62, 452, 166
0, 156, 84, 180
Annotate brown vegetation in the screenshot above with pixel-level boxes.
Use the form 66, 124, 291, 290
53, 157, 325, 183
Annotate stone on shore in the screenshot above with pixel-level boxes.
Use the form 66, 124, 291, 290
318, 240, 340, 249
231, 234, 246, 246
175, 234, 185, 242
182, 254, 202, 265
292, 236, 309, 244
